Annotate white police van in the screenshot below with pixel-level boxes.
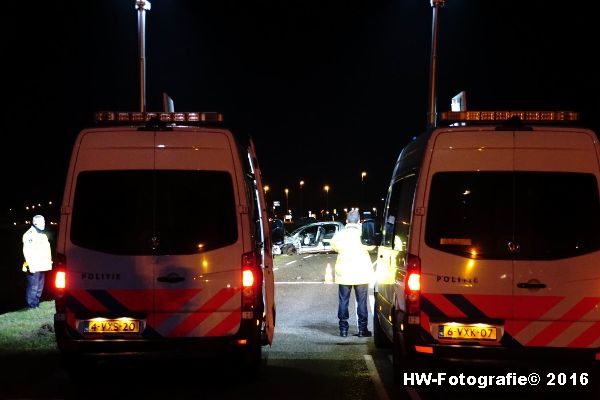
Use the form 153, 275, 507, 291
53, 111, 275, 375
373, 111, 600, 374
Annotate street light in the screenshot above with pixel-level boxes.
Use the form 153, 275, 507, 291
264, 185, 270, 217
284, 188, 289, 216
324, 185, 330, 215
361, 171, 367, 212
299, 180, 304, 217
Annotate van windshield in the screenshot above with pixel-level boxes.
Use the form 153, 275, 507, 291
71, 170, 238, 255
425, 171, 600, 260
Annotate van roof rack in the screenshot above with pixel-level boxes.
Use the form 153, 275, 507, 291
94, 111, 224, 127
439, 111, 579, 126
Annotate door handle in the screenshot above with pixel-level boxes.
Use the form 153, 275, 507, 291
516, 282, 547, 289
157, 273, 185, 283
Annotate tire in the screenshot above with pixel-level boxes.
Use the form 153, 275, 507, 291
392, 311, 419, 383
373, 298, 392, 349
237, 342, 263, 380
284, 245, 297, 255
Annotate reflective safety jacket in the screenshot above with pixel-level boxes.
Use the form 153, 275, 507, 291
330, 223, 375, 285
22, 227, 52, 273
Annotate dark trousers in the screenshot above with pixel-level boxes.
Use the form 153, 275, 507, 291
25, 271, 45, 308
338, 284, 369, 332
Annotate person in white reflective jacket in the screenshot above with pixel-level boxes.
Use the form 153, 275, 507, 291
22, 215, 52, 308
331, 209, 375, 337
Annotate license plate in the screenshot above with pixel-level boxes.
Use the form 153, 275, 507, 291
438, 324, 497, 341
81, 319, 140, 333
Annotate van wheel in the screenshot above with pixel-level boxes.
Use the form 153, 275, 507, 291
284, 245, 297, 255
237, 342, 263, 380
373, 298, 391, 349
392, 313, 418, 383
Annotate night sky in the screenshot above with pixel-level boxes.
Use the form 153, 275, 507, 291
2, 1, 599, 218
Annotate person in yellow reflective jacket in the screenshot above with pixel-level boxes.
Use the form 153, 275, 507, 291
22, 215, 53, 309
330, 209, 375, 337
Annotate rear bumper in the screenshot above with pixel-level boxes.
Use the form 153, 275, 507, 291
54, 314, 261, 358
404, 325, 599, 366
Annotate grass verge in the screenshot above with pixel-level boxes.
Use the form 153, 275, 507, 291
0, 300, 57, 354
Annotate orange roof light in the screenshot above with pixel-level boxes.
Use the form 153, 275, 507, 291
95, 111, 224, 124
440, 111, 579, 123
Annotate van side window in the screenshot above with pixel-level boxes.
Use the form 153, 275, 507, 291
382, 174, 417, 250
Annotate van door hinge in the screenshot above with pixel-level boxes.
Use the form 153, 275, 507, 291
238, 205, 249, 214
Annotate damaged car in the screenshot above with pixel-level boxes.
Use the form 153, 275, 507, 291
278, 221, 344, 255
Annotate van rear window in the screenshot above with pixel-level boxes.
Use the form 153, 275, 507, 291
71, 170, 238, 255
425, 171, 600, 260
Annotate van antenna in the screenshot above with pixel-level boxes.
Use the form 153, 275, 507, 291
135, 0, 151, 112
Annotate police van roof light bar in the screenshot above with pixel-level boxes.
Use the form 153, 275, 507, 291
95, 111, 224, 125
440, 111, 579, 123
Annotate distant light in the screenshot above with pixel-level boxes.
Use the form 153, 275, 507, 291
157, 144, 165, 148
48, 201, 52, 205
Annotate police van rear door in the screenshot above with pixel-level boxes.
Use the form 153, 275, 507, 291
67, 129, 156, 335
510, 128, 600, 348
151, 128, 244, 338
420, 128, 515, 344
248, 139, 275, 345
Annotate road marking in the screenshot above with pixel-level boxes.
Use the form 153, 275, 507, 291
273, 267, 279, 271
285, 260, 297, 266
275, 281, 325, 284
363, 355, 391, 400
324, 263, 333, 284
302, 255, 313, 259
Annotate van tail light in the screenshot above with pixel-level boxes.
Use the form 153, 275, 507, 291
53, 253, 67, 293
405, 253, 421, 320
55, 271, 66, 289
241, 251, 263, 318
53, 253, 67, 312
242, 269, 255, 287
